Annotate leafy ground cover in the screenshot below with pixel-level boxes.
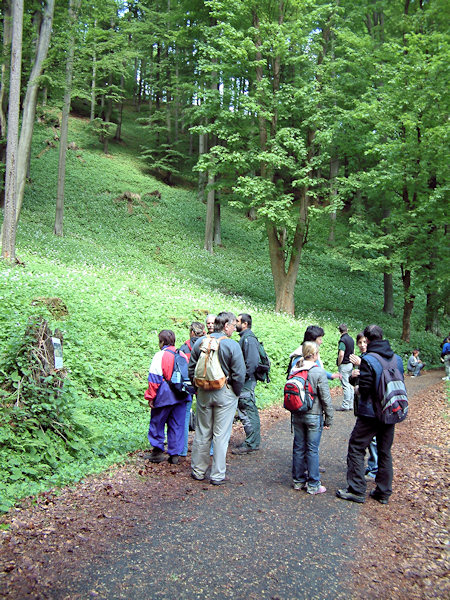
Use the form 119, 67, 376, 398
0, 105, 447, 512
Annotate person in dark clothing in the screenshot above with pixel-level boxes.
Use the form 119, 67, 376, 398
350, 333, 377, 480
336, 324, 405, 505
232, 313, 261, 454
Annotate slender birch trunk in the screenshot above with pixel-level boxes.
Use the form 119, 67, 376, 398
1, 0, 23, 262
54, 0, 80, 237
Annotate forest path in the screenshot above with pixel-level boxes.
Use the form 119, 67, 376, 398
0, 369, 445, 600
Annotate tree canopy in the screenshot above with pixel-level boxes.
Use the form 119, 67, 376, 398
0, 0, 448, 336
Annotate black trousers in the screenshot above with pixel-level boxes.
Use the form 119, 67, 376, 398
346, 416, 395, 499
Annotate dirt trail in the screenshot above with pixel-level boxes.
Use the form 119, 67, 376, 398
0, 369, 446, 600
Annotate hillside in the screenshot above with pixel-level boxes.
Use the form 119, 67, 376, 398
0, 105, 446, 511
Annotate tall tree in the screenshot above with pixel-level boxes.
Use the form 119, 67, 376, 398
1, 0, 22, 262
54, 0, 81, 237
0, 0, 55, 251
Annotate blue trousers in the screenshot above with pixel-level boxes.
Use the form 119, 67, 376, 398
148, 402, 188, 456
292, 412, 324, 491
180, 399, 193, 456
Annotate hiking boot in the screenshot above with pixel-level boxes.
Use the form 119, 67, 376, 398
336, 488, 365, 503
365, 472, 376, 482
231, 445, 259, 455
293, 481, 307, 491
210, 477, 229, 486
190, 472, 205, 481
168, 455, 179, 465
369, 490, 389, 504
148, 448, 166, 463
307, 485, 327, 495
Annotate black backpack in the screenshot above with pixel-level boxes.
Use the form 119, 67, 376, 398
165, 349, 194, 400
364, 352, 408, 424
248, 332, 271, 383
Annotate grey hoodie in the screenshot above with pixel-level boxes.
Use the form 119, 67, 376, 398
291, 360, 334, 427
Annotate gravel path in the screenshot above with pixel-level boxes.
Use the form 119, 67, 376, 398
1, 369, 444, 600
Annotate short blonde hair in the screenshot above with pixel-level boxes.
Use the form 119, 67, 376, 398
302, 341, 319, 360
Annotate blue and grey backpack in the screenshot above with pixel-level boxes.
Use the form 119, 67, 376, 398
365, 352, 408, 424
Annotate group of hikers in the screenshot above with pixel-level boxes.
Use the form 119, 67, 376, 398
144, 312, 413, 504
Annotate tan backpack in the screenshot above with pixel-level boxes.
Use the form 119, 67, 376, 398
194, 335, 227, 390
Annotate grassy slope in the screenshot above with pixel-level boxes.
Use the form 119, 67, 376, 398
0, 106, 445, 509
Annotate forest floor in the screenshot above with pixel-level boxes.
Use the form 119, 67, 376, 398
0, 370, 448, 599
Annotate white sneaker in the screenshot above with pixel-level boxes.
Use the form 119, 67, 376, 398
307, 485, 326, 495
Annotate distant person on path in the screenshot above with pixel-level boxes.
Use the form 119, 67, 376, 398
336, 324, 355, 411
205, 314, 216, 334
350, 333, 377, 481
287, 325, 341, 381
337, 324, 405, 504
145, 330, 190, 464
441, 337, 450, 381
291, 341, 334, 495
189, 312, 245, 485
232, 313, 261, 454
407, 349, 425, 377
178, 322, 206, 458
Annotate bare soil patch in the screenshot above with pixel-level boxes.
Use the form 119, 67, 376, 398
351, 382, 449, 599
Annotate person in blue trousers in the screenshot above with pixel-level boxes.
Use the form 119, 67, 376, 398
178, 322, 205, 458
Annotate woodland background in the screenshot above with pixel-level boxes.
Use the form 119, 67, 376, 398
0, 0, 448, 511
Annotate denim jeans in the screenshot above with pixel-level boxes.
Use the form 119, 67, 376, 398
292, 412, 323, 491
367, 437, 378, 474
180, 398, 193, 456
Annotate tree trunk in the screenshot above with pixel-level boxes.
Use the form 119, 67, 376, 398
197, 131, 207, 202
214, 198, 221, 246
401, 267, 414, 342
1, 0, 23, 262
103, 73, 113, 155
12, 0, 54, 227
267, 187, 309, 315
328, 155, 339, 245
0, 0, 12, 210
204, 173, 215, 253
425, 292, 440, 335
90, 52, 96, 119
0, 0, 12, 141
54, 0, 80, 237
383, 272, 394, 315
114, 71, 125, 141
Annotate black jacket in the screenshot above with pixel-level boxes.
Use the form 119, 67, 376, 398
358, 339, 402, 419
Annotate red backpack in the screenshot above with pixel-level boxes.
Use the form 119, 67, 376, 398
283, 366, 316, 413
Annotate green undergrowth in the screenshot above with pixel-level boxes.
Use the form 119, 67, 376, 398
0, 106, 446, 513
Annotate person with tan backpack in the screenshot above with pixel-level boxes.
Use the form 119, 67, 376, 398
188, 312, 245, 485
